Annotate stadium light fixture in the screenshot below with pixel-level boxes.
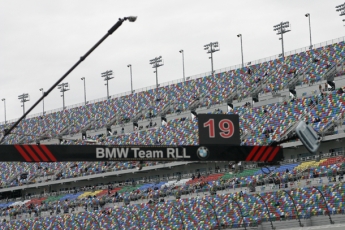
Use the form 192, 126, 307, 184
179, 50, 186, 82
39, 88, 45, 115
1, 98, 6, 124
150, 56, 164, 100
127, 65, 134, 93
336, 3, 345, 25
57, 82, 69, 109
273, 21, 291, 58
18, 93, 30, 116
305, 13, 313, 49
81, 77, 87, 105
204, 42, 219, 77
101, 70, 114, 99
126, 16, 137, 22
0, 16, 137, 144
336, 3, 345, 15
237, 34, 244, 68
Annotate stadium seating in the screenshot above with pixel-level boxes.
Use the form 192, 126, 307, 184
1, 41, 345, 146
0, 181, 344, 229
1, 39, 345, 229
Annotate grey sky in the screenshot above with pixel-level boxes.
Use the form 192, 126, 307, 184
1, 0, 344, 123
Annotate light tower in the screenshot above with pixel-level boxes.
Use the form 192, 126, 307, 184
305, 13, 313, 49
237, 34, 244, 68
150, 56, 164, 100
81, 77, 87, 105
1, 98, 6, 124
150, 56, 164, 89
179, 50, 186, 82
57, 82, 69, 109
39, 88, 45, 114
101, 70, 114, 99
336, 3, 345, 25
273, 21, 291, 58
18, 93, 30, 115
204, 42, 219, 76
127, 64, 134, 93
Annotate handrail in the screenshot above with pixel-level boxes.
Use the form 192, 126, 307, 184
278, 189, 303, 227
169, 202, 186, 230
254, 194, 275, 230
31, 219, 43, 230
312, 186, 334, 224
122, 206, 142, 230
64, 214, 82, 230
135, 206, 161, 229
218, 195, 248, 230
197, 196, 221, 230
148, 204, 164, 230
100, 212, 121, 230
87, 212, 104, 230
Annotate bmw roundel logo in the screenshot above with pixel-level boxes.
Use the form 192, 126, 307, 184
197, 146, 209, 160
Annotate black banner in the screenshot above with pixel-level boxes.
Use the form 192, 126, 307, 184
198, 114, 241, 145
0, 144, 283, 162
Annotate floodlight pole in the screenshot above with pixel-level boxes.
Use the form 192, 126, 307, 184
18, 93, 30, 115
127, 64, 133, 93
210, 45, 214, 75
237, 34, 244, 68
81, 77, 86, 105
1, 99, 6, 124
305, 14, 313, 49
58, 83, 69, 109
106, 79, 109, 98
39, 88, 44, 114
204, 42, 219, 77
102, 70, 114, 99
255, 194, 275, 230
179, 50, 185, 82
281, 26, 285, 57
150, 56, 164, 97
155, 68, 158, 89
273, 21, 291, 58
336, 3, 345, 25
0, 16, 137, 144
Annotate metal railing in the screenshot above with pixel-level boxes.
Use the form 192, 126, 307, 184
282, 151, 345, 164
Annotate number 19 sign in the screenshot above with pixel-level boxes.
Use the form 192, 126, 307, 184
198, 114, 241, 145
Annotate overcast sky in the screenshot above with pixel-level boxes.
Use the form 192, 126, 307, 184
1, 0, 345, 123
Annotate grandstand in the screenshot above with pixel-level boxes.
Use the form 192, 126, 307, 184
1, 35, 345, 229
